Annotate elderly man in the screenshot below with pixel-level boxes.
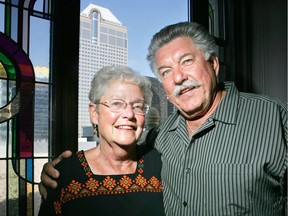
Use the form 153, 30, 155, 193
40, 22, 287, 216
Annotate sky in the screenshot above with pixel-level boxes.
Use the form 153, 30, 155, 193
80, 0, 188, 77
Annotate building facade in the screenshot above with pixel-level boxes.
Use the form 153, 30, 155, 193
78, 4, 128, 136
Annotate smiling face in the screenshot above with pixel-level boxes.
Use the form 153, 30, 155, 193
155, 36, 219, 120
89, 80, 145, 147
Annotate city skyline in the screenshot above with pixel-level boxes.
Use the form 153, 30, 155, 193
30, 0, 188, 79
80, 0, 188, 77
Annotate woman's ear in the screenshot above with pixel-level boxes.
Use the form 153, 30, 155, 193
89, 102, 98, 125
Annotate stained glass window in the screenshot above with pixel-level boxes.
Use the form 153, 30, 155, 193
0, 0, 52, 215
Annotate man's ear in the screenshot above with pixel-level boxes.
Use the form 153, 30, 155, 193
89, 102, 98, 125
210, 55, 220, 76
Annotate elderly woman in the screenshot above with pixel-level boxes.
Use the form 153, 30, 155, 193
38, 66, 164, 216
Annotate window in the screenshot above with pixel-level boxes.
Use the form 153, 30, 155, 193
0, 0, 54, 214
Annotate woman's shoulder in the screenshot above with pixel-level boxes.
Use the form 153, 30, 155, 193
137, 145, 161, 164
55, 150, 85, 173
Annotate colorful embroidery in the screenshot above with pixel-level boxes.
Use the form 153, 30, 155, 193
54, 201, 61, 215
119, 175, 133, 189
53, 151, 163, 215
150, 176, 161, 189
103, 176, 117, 190
85, 178, 99, 191
135, 174, 147, 188
77, 151, 93, 177
67, 180, 82, 194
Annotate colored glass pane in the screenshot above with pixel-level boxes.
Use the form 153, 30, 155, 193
0, 61, 7, 78
0, 52, 16, 79
14, 51, 34, 81
19, 101, 33, 158
26, 159, 32, 181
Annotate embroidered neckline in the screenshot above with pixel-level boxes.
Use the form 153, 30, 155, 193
77, 150, 144, 178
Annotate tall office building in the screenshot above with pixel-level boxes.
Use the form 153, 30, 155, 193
78, 4, 128, 136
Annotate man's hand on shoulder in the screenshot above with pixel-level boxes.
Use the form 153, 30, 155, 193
39, 150, 72, 199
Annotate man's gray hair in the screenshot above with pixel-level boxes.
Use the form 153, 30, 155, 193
147, 22, 217, 80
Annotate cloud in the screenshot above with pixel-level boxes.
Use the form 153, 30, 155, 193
34, 66, 49, 79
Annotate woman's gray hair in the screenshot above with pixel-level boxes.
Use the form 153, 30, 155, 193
89, 65, 153, 106
147, 22, 217, 80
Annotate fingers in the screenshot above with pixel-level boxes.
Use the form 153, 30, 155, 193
39, 150, 73, 199
58, 150, 73, 160
40, 150, 73, 187
41, 162, 59, 188
39, 163, 58, 200
50, 150, 72, 167
38, 182, 48, 200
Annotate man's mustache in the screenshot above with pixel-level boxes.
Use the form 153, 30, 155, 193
173, 80, 200, 96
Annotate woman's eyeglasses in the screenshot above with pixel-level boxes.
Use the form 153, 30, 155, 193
97, 99, 149, 115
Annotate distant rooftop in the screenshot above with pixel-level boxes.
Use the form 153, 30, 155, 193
81, 3, 122, 25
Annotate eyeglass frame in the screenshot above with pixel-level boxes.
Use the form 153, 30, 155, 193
95, 98, 150, 115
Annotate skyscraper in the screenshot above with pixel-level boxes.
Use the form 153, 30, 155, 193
78, 4, 128, 136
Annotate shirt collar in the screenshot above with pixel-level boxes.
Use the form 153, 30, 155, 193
212, 82, 238, 124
